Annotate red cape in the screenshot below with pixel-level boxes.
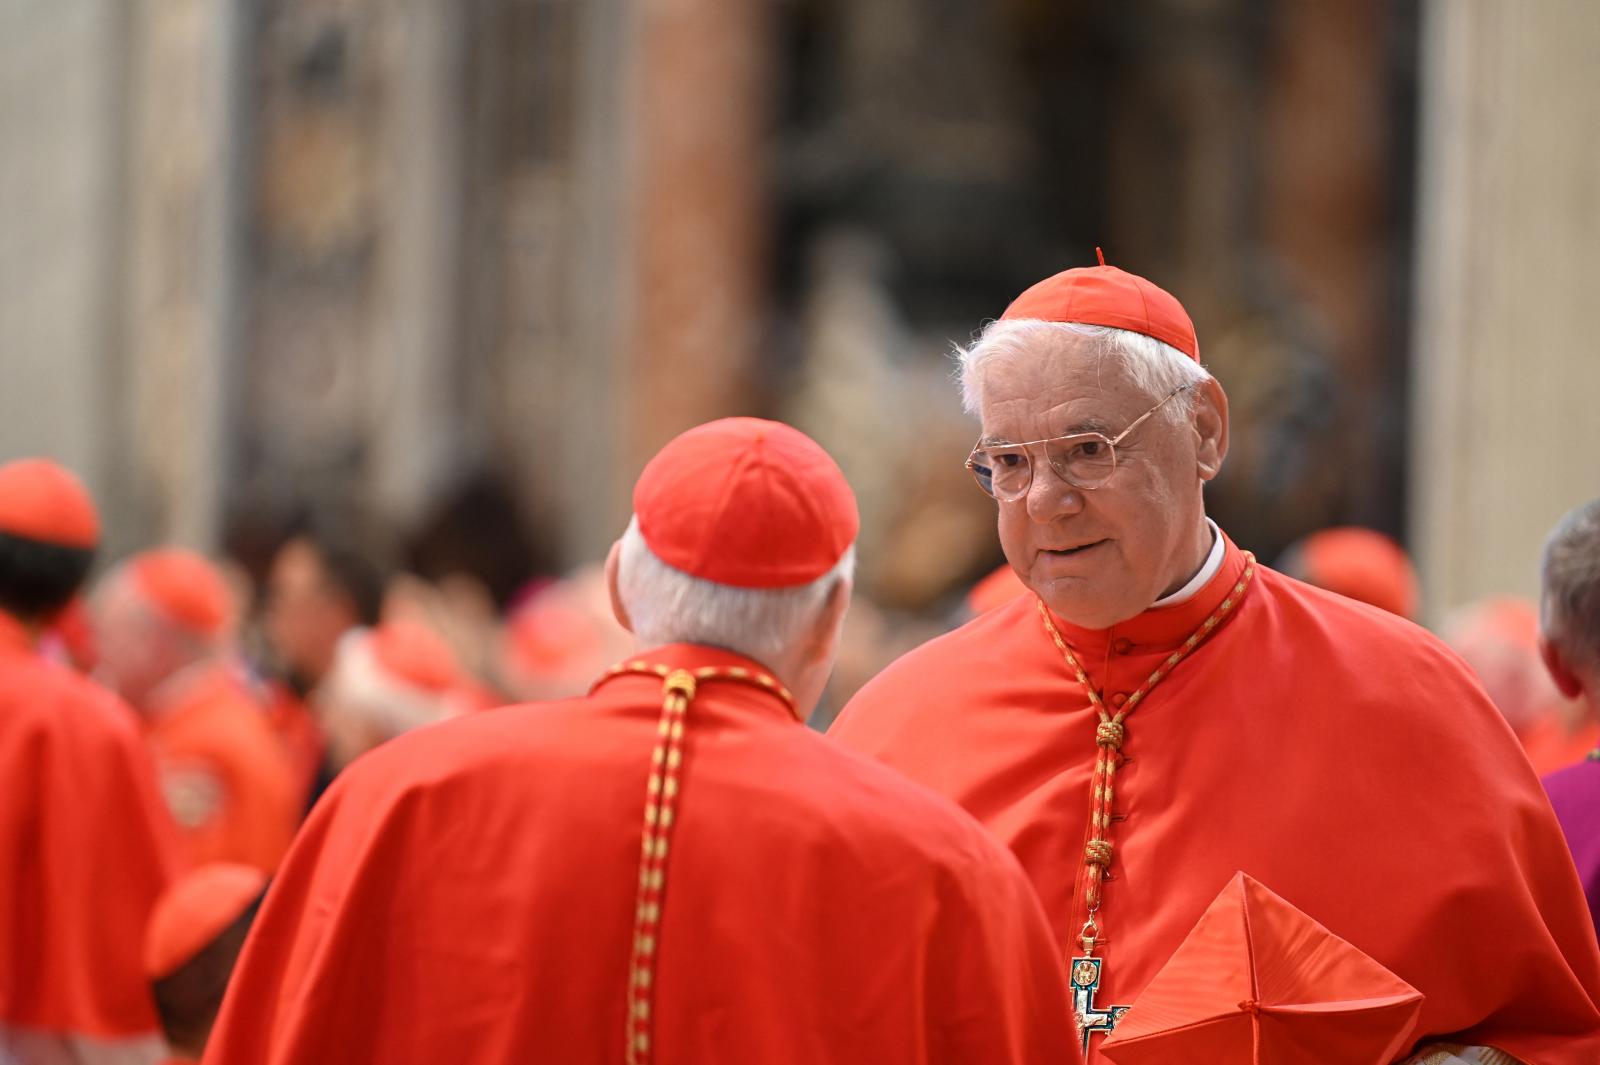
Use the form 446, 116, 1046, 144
146, 664, 299, 874
0, 612, 180, 1038
831, 534, 1600, 1062
205, 644, 1081, 1064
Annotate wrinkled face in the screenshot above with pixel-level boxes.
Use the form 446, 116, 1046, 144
974, 335, 1224, 630
264, 539, 357, 691
91, 574, 179, 708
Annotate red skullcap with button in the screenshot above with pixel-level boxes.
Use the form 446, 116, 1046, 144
370, 620, 462, 694
1001, 249, 1200, 361
634, 417, 859, 589
128, 548, 234, 637
1298, 527, 1419, 621
0, 458, 101, 549
144, 862, 267, 981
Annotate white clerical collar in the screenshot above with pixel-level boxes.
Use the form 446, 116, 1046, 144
1151, 519, 1223, 608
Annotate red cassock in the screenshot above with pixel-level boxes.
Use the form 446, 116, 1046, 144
0, 611, 180, 1047
146, 664, 299, 874
262, 681, 324, 813
204, 644, 1081, 1065
830, 534, 1600, 1063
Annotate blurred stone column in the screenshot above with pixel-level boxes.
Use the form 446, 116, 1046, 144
117, 0, 249, 552
1410, 0, 1600, 619
0, 1, 127, 529
624, 0, 772, 478
366, 1, 469, 527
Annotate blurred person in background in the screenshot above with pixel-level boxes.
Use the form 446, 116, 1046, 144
1537, 499, 1600, 940
830, 257, 1600, 1062
496, 564, 634, 702
37, 594, 99, 674
261, 529, 385, 807
1443, 597, 1596, 774
402, 472, 552, 688
1276, 525, 1419, 619
0, 459, 178, 1065
315, 619, 475, 770
95, 549, 298, 873
143, 864, 266, 1064
966, 561, 1030, 616
204, 418, 1080, 1065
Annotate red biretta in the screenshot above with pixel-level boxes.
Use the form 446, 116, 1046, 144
1100, 872, 1424, 1065
204, 418, 1081, 1065
145, 864, 267, 1063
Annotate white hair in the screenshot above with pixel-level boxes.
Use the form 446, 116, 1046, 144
321, 628, 460, 738
955, 319, 1212, 418
1542, 498, 1600, 677
617, 518, 855, 669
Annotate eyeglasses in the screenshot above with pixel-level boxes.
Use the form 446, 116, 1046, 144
965, 385, 1187, 501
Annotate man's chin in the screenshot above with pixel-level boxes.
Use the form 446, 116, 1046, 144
1032, 579, 1144, 632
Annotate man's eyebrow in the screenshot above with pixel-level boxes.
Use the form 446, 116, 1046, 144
1061, 417, 1115, 435
979, 419, 1115, 447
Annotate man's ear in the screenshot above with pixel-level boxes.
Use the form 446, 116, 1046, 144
604, 541, 632, 634
1539, 634, 1586, 701
1193, 377, 1229, 482
803, 576, 853, 666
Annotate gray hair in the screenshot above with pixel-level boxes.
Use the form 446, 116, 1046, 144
955, 319, 1212, 418
1541, 498, 1600, 676
616, 518, 855, 669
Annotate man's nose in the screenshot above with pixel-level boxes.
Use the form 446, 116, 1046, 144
1025, 454, 1084, 523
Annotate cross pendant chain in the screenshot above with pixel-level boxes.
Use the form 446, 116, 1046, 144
1038, 556, 1257, 1057
1070, 955, 1130, 1055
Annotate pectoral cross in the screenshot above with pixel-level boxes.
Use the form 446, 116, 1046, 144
1069, 955, 1130, 1056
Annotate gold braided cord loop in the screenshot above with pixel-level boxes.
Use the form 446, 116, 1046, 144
663, 669, 696, 700
606, 659, 799, 1065
1095, 720, 1125, 750
1038, 553, 1256, 958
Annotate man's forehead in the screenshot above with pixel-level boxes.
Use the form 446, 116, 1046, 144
978, 412, 1118, 446
976, 373, 1144, 443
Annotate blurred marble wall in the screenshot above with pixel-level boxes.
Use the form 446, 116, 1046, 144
1410, 0, 1600, 619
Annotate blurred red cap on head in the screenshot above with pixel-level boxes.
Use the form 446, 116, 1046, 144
370, 620, 461, 693
1000, 252, 1200, 361
507, 595, 602, 674
0, 458, 100, 550
144, 863, 267, 981
1297, 527, 1419, 620
1101, 872, 1423, 1065
634, 417, 858, 589
128, 548, 234, 637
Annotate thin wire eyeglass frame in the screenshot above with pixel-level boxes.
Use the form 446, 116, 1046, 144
964, 384, 1189, 500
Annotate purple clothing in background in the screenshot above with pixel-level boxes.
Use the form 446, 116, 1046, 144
1544, 757, 1600, 941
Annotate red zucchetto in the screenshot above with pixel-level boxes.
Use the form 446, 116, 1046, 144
1000, 250, 1199, 361
0, 458, 100, 549
634, 417, 859, 589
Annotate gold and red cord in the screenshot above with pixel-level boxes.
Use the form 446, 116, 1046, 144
1036, 553, 1256, 956
602, 659, 796, 1065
